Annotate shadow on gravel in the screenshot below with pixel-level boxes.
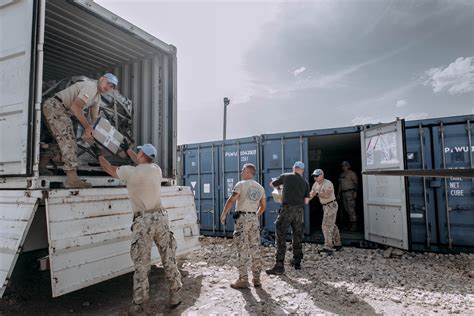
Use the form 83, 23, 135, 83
279, 274, 381, 316
0, 253, 202, 315
236, 286, 288, 315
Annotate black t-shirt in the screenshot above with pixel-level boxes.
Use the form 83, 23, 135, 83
272, 173, 310, 207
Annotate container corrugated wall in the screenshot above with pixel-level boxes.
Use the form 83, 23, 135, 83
260, 134, 309, 235
180, 137, 260, 236
181, 115, 474, 252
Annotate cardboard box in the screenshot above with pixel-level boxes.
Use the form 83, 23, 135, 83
93, 117, 124, 154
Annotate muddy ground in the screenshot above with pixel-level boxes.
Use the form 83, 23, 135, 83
1, 237, 473, 315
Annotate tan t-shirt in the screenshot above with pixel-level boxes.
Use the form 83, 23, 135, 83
339, 169, 358, 191
311, 179, 336, 205
233, 179, 265, 212
116, 163, 162, 213
55, 79, 100, 111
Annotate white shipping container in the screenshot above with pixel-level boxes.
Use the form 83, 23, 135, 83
0, 0, 199, 298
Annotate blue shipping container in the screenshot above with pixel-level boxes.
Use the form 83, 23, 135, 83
180, 114, 474, 253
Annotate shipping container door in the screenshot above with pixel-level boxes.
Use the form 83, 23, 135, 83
45, 187, 200, 297
361, 119, 410, 250
433, 121, 474, 248
405, 125, 438, 248
0, 190, 41, 297
182, 146, 219, 234
0, 0, 37, 175
219, 139, 260, 236
262, 136, 309, 234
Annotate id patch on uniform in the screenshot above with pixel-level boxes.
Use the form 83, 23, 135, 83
93, 117, 124, 154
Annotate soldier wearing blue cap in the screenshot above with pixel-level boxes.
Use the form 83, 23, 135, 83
41, 73, 118, 188
97, 143, 182, 313
266, 161, 310, 274
310, 169, 342, 254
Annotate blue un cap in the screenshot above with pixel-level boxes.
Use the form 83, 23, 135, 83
293, 161, 305, 169
312, 169, 324, 176
103, 73, 119, 87
137, 144, 157, 160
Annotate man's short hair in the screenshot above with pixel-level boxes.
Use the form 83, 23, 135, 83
242, 163, 256, 176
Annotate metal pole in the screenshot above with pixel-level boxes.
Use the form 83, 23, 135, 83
223, 104, 227, 141
466, 120, 474, 192
33, 0, 46, 181
223, 97, 230, 141
418, 124, 430, 248
440, 123, 452, 249
211, 145, 215, 233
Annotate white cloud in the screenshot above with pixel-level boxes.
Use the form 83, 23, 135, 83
395, 99, 407, 107
423, 56, 474, 95
403, 112, 429, 121
351, 115, 386, 125
292, 67, 306, 76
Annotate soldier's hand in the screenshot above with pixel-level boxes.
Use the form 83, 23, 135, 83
83, 127, 94, 144
90, 143, 102, 157
220, 214, 226, 225
120, 138, 130, 151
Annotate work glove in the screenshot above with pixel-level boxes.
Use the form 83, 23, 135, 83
120, 138, 130, 151
90, 143, 102, 157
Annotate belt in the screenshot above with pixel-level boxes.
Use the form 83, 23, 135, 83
322, 199, 336, 206
133, 208, 164, 218
237, 211, 256, 214
341, 189, 356, 193
52, 95, 70, 112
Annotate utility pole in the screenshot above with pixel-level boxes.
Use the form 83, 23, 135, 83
223, 97, 230, 141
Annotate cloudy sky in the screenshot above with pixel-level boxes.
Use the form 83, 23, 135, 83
96, 0, 474, 145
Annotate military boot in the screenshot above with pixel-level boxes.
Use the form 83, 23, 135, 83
65, 170, 91, 188
265, 263, 284, 275
252, 273, 261, 287
169, 288, 182, 309
128, 303, 146, 315
230, 278, 250, 289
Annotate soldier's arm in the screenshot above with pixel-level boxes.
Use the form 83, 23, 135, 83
318, 186, 333, 199
98, 156, 119, 179
353, 172, 358, 190
70, 97, 95, 144
70, 97, 93, 130
90, 104, 100, 124
256, 197, 267, 217
220, 192, 240, 224
126, 149, 140, 165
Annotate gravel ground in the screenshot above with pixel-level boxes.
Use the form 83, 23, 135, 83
181, 237, 474, 315
0, 237, 473, 315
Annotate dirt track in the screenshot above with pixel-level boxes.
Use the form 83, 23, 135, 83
1, 237, 473, 315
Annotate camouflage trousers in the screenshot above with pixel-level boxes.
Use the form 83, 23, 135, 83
233, 213, 262, 280
342, 191, 357, 223
275, 205, 304, 265
42, 98, 77, 171
322, 201, 341, 249
131, 209, 182, 305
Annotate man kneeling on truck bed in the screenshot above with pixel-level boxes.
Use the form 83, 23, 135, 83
41, 73, 118, 188
96, 143, 183, 313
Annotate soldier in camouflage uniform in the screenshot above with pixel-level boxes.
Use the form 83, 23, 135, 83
41, 73, 118, 188
337, 161, 359, 231
310, 169, 342, 254
98, 143, 182, 313
266, 161, 310, 274
220, 163, 266, 289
